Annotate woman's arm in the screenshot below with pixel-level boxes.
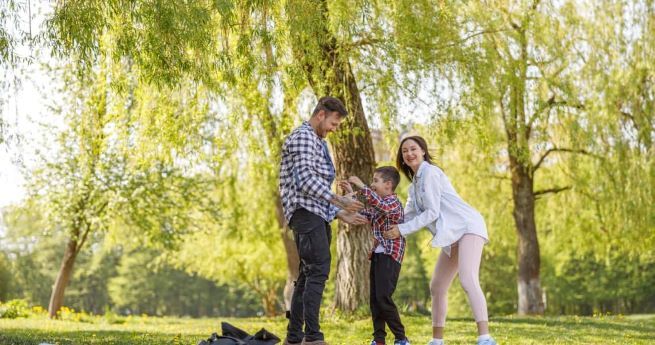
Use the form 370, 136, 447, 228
403, 185, 417, 222
397, 168, 442, 236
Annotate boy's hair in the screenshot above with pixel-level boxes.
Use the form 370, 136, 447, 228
374, 166, 401, 191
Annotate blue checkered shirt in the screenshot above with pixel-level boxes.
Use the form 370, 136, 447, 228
279, 121, 339, 223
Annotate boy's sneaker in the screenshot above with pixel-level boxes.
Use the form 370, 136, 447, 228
370, 341, 384, 345
477, 338, 497, 345
394, 340, 411, 345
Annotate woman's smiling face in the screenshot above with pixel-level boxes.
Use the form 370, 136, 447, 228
401, 138, 425, 171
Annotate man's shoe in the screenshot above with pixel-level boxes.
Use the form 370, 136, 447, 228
394, 340, 411, 345
301, 340, 328, 345
283, 339, 302, 345
477, 338, 497, 345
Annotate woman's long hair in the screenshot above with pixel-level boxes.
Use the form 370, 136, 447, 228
396, 135, 434, 181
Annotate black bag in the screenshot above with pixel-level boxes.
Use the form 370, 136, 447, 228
197, 322, 280, 345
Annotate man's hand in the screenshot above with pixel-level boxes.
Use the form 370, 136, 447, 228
336, 210, 368, 225
347, 176, 366, 189
383, 225, 402, 240
331, 194, 364, 212
339, 180, 354, 194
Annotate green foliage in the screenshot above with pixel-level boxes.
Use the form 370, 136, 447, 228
108, 250, 259, 317
543, 250, 655, 315
0, 253, 13, 301
0, 299, 30, 319
1, 202, 260, 318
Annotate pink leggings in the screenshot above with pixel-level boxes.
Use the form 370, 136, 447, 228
431, 234, 488, 327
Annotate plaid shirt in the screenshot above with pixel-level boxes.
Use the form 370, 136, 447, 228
279, 121, 339, 223
359, 187, 406, 264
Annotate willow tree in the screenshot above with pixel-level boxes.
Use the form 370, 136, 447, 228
566, 0, 655, 254
27, 51, 219, 317
441, 1, 594, 314
283, 0, 377, 310
46, 0, 377, 310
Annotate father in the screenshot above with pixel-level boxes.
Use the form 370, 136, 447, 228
279, 96, 367, 345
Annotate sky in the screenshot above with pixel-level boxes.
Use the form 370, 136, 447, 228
1, 2, 53, 210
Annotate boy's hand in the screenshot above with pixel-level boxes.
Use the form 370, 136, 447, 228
339, 180, 354, 194
347, 176, 366, 189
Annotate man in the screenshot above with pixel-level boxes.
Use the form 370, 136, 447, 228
279, 96, 367, 345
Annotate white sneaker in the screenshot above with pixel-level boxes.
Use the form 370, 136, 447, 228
477, 338, 497, 345
427, 340, 444, 345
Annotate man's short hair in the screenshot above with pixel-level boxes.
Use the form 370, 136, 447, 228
312, 96, 348, 117
374, 166, 401, 191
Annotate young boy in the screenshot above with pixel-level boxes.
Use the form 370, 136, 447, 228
340, 166, 410, 345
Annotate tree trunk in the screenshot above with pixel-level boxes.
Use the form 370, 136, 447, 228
329, 62, 376, 311
509, 156, 544, 315
286, 0, 377, 311
275, 195, 299, 311
251, 90, 299, 312
48, 239, 78, 318
263, 287, 280, 317
503, 28, 545, 315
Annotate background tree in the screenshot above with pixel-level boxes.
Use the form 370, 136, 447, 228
442, 0, 592, 314
25, 52, 220, 317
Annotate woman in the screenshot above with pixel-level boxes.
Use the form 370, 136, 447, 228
383, 136, 497, 345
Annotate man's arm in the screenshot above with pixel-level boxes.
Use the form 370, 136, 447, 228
336, 210, 368, 225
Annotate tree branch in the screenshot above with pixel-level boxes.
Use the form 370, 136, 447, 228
534, 185, 571, 198
529, 96, 585, 132
343, 28, 508, 52
532, 147, 598, 173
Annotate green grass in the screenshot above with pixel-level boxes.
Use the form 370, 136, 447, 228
0, 314, 653, 344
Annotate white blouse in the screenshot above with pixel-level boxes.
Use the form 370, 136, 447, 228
398, 161, 489, 255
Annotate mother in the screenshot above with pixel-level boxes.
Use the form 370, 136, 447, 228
383, 136, 497, 345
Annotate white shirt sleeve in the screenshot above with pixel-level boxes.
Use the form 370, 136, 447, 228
398, 168, 442, 236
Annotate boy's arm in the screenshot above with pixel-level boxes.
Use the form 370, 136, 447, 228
358, 187, 402, 217
342, 188, 375, 221
359, 206, 376, 221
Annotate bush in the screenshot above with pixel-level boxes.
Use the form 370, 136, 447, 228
0, 299, 31, 319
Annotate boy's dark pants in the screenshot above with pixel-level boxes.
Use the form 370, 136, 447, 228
371, 253, 406, 343
286, 208, 331, 343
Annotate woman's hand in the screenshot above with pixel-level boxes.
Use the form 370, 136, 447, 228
384, 225, 402, 240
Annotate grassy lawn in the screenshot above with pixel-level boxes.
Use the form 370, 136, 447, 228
0, 314, 653, 344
